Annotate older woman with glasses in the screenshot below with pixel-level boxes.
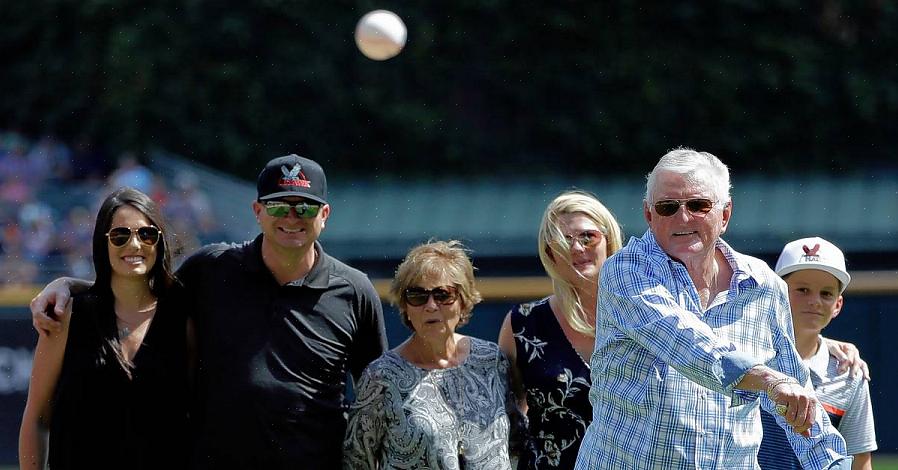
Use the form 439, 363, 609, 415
343, 240, 519, 469
498, 190, 623, 469
19, 187, 190, 470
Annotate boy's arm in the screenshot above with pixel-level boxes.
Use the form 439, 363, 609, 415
850, 453, 871, 470
838, 374, 877, 464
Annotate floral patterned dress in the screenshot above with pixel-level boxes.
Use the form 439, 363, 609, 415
511, 298, 592, 469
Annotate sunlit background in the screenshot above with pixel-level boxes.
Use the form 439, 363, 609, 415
1, 1, 896, 466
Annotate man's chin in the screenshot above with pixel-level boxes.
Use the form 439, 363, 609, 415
274, 236, 309, 248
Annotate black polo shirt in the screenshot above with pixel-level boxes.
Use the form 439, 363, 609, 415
176, 235, 387, 469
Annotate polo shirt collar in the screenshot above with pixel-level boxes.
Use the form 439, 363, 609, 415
806, 335, 831, 378
303, 241, 332, 289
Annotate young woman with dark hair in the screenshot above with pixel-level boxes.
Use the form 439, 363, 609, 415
19, 187, 190, 470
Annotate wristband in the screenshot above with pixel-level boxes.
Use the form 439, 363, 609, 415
766, 376, 800, 398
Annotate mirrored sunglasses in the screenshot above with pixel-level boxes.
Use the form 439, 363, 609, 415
403, 286, 459, 307
653, 198, 717, 217
106, 226, 162, 247
264, 200, 321, 218
564, 230, 604, 248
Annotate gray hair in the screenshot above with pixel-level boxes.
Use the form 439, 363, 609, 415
645, 147, 732, 203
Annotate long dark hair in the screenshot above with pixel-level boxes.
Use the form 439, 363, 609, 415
86, 187, 176, 376
91, 187, 176, 298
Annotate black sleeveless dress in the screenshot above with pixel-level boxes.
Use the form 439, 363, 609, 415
48, 292, 189, 469
511, 298, 592, 470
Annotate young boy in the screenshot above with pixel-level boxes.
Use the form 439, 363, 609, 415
758, 237, 877, 470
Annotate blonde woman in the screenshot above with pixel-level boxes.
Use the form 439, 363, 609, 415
498, 190, 623, 469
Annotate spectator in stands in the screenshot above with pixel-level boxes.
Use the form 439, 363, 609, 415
30, 154, 387, 469
0, 128, 28, 158
0, 144, 40, 208
26, 134, 73, 182
19, 187, 189, 470
344, 240, 520, 469
18, 195, 56, 264
0, 222, 38, 286
498, 189, 623, 469
108, 151, 154, 194
0, 144, 32, 183
58, 205, 96, 278
166, 171, 221, 245
758, 237, 877, 470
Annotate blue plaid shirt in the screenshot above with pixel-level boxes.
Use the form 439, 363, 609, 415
574, 230, 849, 470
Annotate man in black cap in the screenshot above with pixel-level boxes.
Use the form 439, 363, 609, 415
30, 154, 388, 469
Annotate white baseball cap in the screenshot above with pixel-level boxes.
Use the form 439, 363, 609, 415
775, 237, 850, 293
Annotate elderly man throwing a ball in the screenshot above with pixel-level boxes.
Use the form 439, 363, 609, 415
574, 148, 850, 470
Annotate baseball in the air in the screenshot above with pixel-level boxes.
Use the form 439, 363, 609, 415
355, 10, 407, 61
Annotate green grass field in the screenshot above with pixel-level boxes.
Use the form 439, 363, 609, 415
3, 455, 897, 469
874, 454, 898, 469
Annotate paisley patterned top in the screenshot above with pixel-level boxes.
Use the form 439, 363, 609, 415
511, 298, 592, 469
343, 337, 515, 470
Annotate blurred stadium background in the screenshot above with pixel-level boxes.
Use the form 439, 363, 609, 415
1, 0, 896, 466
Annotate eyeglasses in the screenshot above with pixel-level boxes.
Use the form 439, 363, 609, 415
652, 198, 718, 217
564, 230, 604, 248
403, 286, 459, 307
263, 200, 321, 218
106, 226, 162, 247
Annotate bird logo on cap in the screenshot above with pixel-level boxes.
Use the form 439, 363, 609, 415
279, 164, 311, 188
801, 243, 821, 262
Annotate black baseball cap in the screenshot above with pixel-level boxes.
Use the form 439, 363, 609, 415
256, 154, 327, 204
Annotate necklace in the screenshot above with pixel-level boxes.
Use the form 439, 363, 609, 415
116, 301, 157, 339
118, 317, 150, 339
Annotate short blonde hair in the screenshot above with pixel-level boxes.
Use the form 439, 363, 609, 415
390, 240, 483, 331
538, 190, 624, 336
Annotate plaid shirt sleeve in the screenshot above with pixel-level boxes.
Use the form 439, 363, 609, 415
599, 235, 761, 396
575, 231, 848, 470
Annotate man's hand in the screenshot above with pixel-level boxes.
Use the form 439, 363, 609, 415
769, 378, 816, 437
30, 278, 74, 336
825, 338, 870, 380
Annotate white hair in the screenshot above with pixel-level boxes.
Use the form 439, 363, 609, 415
645, 147, 732, 203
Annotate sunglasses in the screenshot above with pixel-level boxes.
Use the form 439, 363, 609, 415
403, 286, 459, 307
653, 198, 718, 217
564, 230, 604, 248
263, 200, 321, 218
106, 226, 162, 247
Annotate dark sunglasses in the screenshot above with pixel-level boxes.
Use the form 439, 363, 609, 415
564, 230, 604, 248
403, 286, 459, 307
653, 198, 718, 217
106, 226, 162, 247
263, 200, 321, 218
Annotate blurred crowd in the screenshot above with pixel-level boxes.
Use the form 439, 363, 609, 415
0, 128, 223, 286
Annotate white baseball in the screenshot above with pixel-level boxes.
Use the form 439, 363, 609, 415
355, 10, 407, 61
